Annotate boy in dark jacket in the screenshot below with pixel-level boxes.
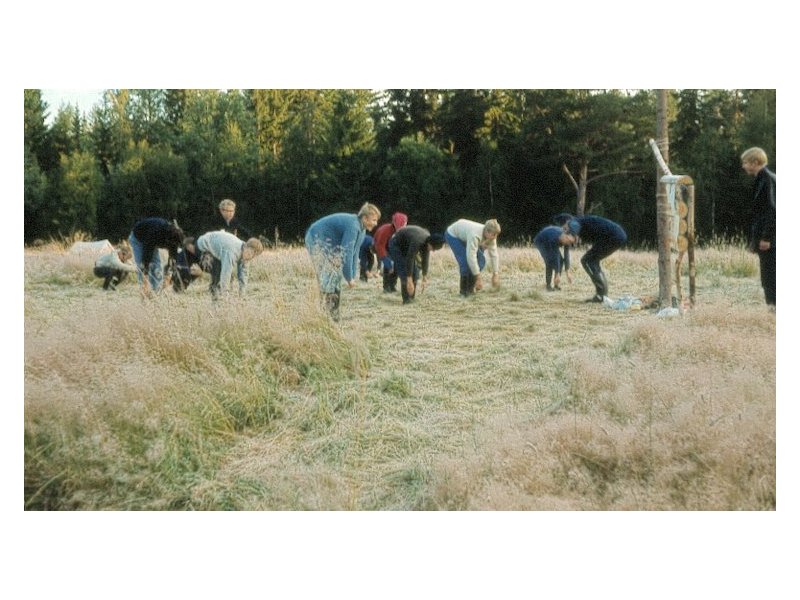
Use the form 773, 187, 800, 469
372, 212, 408, 292
215, 198, 252, 240
563, 215, 627, 303
387, 225, 446, 304
128, 217, 185, 296
741, 147, 776, 307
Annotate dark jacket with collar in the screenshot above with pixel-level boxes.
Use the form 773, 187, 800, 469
750, 167, 776, 249
214, 214, 252, 240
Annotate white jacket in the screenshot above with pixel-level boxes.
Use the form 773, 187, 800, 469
446, 219, 499, 275
95, 251, 137, 272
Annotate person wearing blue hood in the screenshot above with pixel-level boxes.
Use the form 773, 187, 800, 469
560, 213, 627, 302
387, 225, 446, 304
305, 202, 381, 320
533, 225, 577, 291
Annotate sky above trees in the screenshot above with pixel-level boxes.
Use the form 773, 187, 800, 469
40, 90, 104, 124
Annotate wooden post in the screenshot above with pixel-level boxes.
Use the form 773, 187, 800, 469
687, 182, 696, 306
654, 90, 672, 307
665, 176, 696, 307
649, 138, 698, 308
650, 135, 674, 307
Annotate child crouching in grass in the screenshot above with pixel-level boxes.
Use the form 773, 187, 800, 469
94, 245, 137, 290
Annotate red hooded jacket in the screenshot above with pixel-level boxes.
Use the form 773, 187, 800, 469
372, 212, 408, 259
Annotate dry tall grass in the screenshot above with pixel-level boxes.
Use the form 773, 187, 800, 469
24, 241, 775, 510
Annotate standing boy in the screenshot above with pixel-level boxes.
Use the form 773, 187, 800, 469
741, 147, 776, 308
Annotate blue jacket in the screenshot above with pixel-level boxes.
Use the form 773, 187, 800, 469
534, 225, 569, 272
305, 213, 365, 282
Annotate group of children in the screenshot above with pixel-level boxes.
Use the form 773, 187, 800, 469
94, 197, 628, 315
304, 202, 627, 320
94, 145, 776, 317
305, 146, 775, 316
94, 199, 264, 300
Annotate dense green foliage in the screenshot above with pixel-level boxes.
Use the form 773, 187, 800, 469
24, 89, 775, 245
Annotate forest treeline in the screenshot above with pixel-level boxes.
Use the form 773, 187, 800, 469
23, 89, 775, 246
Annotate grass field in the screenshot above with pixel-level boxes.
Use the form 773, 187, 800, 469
23, 240, 776, 510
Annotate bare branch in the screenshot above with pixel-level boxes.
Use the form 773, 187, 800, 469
562, 163, 579, 191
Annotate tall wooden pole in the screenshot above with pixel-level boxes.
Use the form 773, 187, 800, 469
655, 90, 673, 307
687, 183, 696, 306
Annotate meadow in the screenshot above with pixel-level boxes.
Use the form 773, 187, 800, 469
23, 240, 776, 510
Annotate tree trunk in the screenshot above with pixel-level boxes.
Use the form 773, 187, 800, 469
562, 160, 589, 216
577, 160, 588, 216
488, 168, 494, 210
656, 90, 673, 307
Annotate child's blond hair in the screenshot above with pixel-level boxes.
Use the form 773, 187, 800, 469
741, 147, 768, 167
358, 202, 382, 220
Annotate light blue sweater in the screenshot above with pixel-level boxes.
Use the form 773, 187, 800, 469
197, 230, 247, 295
304, 213, 365, 282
